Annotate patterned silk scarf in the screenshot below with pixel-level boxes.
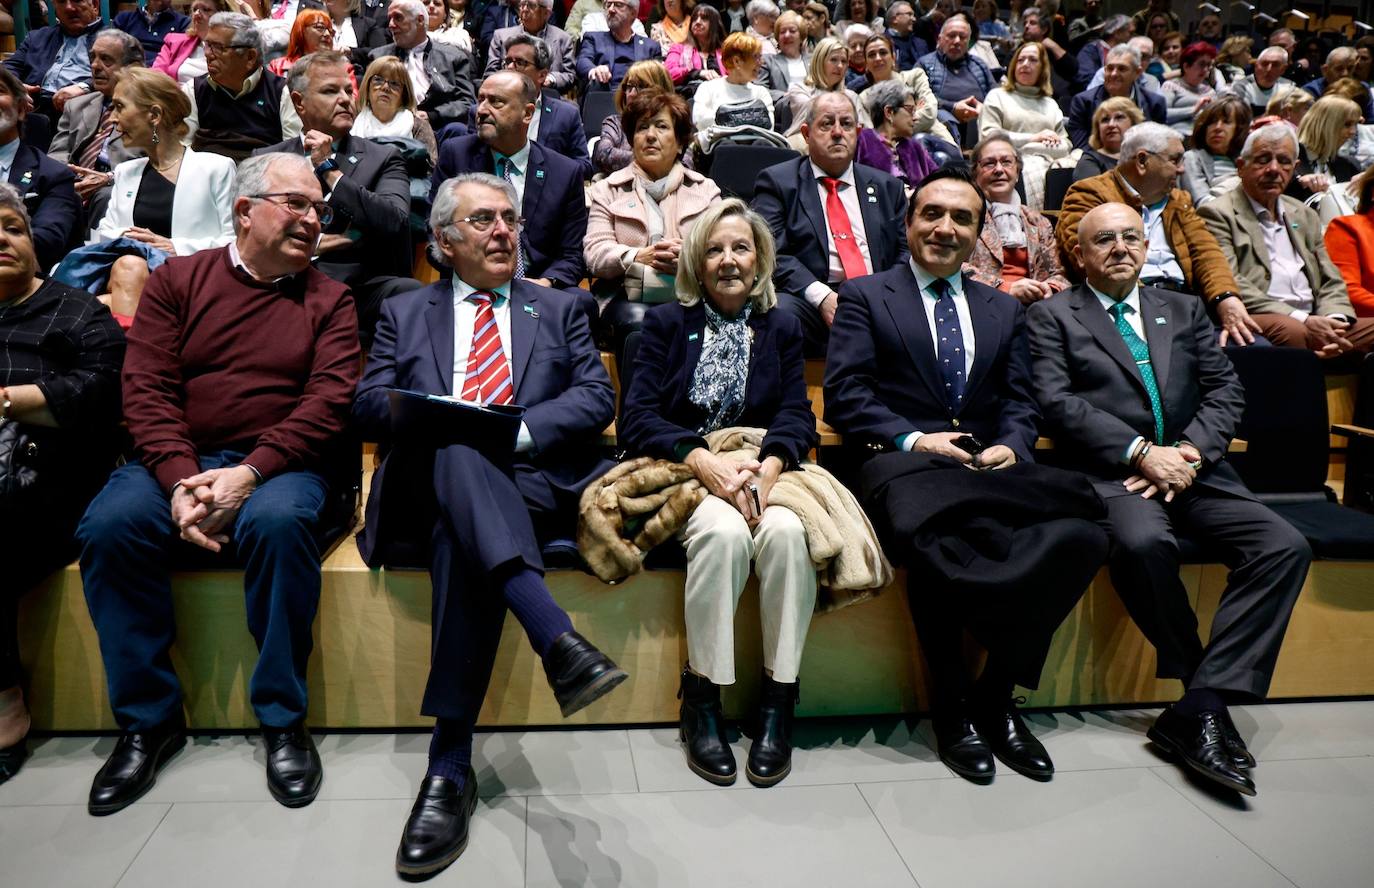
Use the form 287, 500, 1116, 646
688, 300, 753, 434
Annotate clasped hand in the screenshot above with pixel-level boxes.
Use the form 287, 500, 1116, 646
170, 465, 259, 552
686, 449, 783, 526
1123, 444, 1199, 502
914, 432, 1016, 470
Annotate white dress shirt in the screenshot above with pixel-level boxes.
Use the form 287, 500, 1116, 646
494, 140, 531, 209
1090, 283, 1156, 462
404, 39, 434, 104
0, 138, 20, 185
803, 161, 873, 307
1246, 194, 1317, 321
1139, 197, 1185, 283
899, 262, 976, 450
450, 277, 534, 451
528, 100, 542, 143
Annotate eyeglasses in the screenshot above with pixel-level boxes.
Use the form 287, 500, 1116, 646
1088, 229, 1145, 248
370, 77, 404, 92
252, 192, 334, 226
1143, 150, 1185, 166
456, 210, 524, 231
203, 40, 250, 55
503, 56, 536, 69
977, 157, 1017, 170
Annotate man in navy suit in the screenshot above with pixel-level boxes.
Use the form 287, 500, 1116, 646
431, 71, 588, 292
354, 172, 625, 879
752, 91, 909, 357
576, 0, 661, 92
3, 0, 104, 121
495, 33, 592, 178
1066, 43, 1166, 149
824, 166, 1108, 786
0, 68, 82, 272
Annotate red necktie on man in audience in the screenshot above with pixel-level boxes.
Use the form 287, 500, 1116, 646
461, 293, 514, 406
822, 176, 868, 282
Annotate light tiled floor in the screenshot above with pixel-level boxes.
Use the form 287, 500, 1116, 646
5, 701, 1374, 887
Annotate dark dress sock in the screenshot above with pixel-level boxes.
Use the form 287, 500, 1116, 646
1174, 686, 1227, 717
500, 566, 573, 658
426, 717, 474, 786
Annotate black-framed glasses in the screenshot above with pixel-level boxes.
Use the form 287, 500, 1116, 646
503, 56, 536, 69
369, 77, 404, 92
203, 40, 251, 55
456, 210, 524, 231
252, 192, 334, 226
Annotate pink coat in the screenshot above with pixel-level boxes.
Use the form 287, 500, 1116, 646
665, 42, 725, 85
152, 33, 201, 83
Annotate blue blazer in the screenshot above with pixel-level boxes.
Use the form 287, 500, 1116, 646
352, 278, 615, 566
3, 20, 105, 88
823, 263, 1040, 464
576, 31, 661, 91
441, 92, 592, 180
751, 156, 910, 301
1066, 84, 1168, 150
11, 142, 81, 273
430, 135, 587, 287
620, 301, 819, 468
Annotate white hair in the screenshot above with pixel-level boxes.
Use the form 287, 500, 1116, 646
844, 23, 873, 42
1105, 43, 1142, 70
1240, 122, 1299, 160
747, 0, 779, 19
1118, 121, 1179, 160
207, 12, 262, 58
390, 0, 426, 20
429, 173, 520, 256
233, 153, 315, 234
1258, 46, 1288, 64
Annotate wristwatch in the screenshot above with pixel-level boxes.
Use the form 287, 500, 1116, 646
1208, 290, 1240, 308
314, 158, 339, 176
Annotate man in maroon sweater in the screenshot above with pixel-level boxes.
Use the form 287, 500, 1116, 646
76, 152, 361, 817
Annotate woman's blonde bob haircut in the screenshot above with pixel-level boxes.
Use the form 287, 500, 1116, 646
805, 36, 847, 89
1297, 94, 1361, 162
114, 68, 194, 139
676, 198, 777, 313
1089, 95, 1145, 150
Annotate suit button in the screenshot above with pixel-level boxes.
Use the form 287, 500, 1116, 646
951, 418, 961, 428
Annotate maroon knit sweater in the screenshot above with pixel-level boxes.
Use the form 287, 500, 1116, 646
123, 245, 361, 493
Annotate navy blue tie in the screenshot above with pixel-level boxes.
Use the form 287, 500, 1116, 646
930, 278, 966, 413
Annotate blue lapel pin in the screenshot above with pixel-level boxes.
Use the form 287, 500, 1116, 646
20, 171, 31, 185
535, 169, 545, 179
256, 99, 265, 106
523, 304, 538, 318
1155, 317, 1167, 325
688, 332, 700, 341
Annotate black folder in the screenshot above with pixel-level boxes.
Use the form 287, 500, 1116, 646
386, 389, 525, 457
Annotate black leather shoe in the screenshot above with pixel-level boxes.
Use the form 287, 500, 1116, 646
679, 667, 736, 785
932, 712, 995, 784
974, 699, 1054, 781
396, 768, 479, 879
88, 719, 187, 816
0, 738, 28, 786
746, 674, 797, 788
263, 724, 322, 808
1217, 709, 1257, 770
1148, 707, 1257, 796
542, 631, 629, 718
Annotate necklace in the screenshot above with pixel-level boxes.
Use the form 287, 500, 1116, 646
152, 151, 185, 172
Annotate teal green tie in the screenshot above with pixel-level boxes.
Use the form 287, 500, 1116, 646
1107, 301, 1165, 443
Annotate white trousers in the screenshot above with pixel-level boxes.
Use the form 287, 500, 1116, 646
677, 495, 819, 685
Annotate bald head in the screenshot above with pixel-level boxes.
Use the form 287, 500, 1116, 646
1076, 203, 1146, 298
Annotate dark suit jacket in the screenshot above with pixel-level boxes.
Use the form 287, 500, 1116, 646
486, 23, 577, 92
10, 142, 82, 272
430, 134, 587, 287
1025, 284, 1250, 500
620, 301, 818, 468
352, 278, 615, 565
824, 264, 1040, 464
348, 14, 392, 72
252, 133, 412, 285
1066, 84, 1167, 150
529, 94, 593, 180
575, 30, 662, 91
369, 40, 476, 129
752, 157, 909, 301
48, 90, 140, 167
3, 20, 105, 89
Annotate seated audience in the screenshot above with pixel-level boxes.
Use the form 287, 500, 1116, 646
328, 0, 393, 68
77, 151, 360, 817
919, 14, 996, 146
585, 91, 718, 353
1267, 86, 1313, 130
1073, 12, 1132, 92
578, 0, 663, 92
842, 24, 872, 93
181, 12, 302, 162
721, 0, 748, 35
824, 166, 1109, 786
370, 0, 477, 130
801, 2, 831, 53
488, 35, 593, 178
268, 10, 341, 79
257, 51, 414, 339
1026, 201, 1310, 799
1148, 30, 1181, 83
476, 0, 520, 56
1067, 44, 1166, 149
354, 173, 624, 879
619, 199, 820, 788
1295, 95, 1363, 192
426, 0, 474, 52
664, 4, 725, 89
50, 29, 145, 219
691, 32, 774, 133
883, 2, 927, 72
1181, 94, 1250, 207
1019, 7, 1079, 104
1226, 46, 1293, 120
1160, 42, 1215, 138
113, 0, 190, 65
746, 0, 780, 54
593, 60, 676, 176
1268, 27, 1312, 87
1304, 46, 1374, 122
3, 0, 104, 120
972, 0, 1009, 45
484, 0, 575, 92
1213, 34, 1252, 86
964, 133, 1070, 302
1083, 35, 1164, 95
649, 0, 691, 52
566, 0, 651, 40
758, 10, 809, 93
431, 71, 588, 292
856, 80, 937, 187
1058, 122, 1253, 345
835, 0, 882, 37
1324, 166, 1374, 317
0, 69, 82, 272
978, 40, 1071, 208
1072, 96, 1141, 181
0, 183, 125, 787
752, 91, 908, 357
784, 36, 868, 130
1199, 123, 1374, 357
152, 0, 238, 87
860, 32, 956, 150
354, 57, 439, 162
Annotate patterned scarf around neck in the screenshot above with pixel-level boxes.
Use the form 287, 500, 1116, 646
688, 300, 753, 434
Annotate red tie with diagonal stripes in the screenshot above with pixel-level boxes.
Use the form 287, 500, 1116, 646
460, 292, 514, 406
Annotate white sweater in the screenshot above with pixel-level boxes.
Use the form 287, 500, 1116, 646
977, 86, 1070, 155
692, 79, 775, 132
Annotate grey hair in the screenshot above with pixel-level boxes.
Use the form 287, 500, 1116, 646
1127, 35, 1154, 58
1240, 121, 1299, 160
884, 1, 912, 26
504, 32, 552, 70
286, 50, 352, 97
1102, 13, 1132, 36
93, 28, 145, 67
233, 153, 316, 233
1118, 121, 1179, 161
207, 12, 263, 58
864, 78, 914, 124
844, 23, 873, 43
1327, 46, 1358, 66
429, 173, 520, 262
804, 88, 859, 124
676, 198, 777, 312
390, 0, 426, 20
1105, 43, 1141, 70
0, 183, 32, 237
747, 0, 779, 20
1257, 46, 1288, 64
528, 0, 553, 8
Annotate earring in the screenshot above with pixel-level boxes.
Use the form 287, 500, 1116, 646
151, 124, 160, 145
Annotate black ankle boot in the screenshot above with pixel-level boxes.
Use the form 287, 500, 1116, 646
678, 667, 736, 786
746, 674, 797, 787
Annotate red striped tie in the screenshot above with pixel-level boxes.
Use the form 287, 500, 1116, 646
460, 293, 514, 406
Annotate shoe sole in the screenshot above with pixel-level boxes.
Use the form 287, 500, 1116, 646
559, 667, 629, 719
88, 734, 188, 816
745, 761, 791, 788
395, 786, 480, 879
679, 728, 738, 786
1147, 726, 1257, 797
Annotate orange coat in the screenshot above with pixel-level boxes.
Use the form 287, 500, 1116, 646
1323, 212, 1374, 318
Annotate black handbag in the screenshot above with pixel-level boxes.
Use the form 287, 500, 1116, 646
0, 419, 43, 499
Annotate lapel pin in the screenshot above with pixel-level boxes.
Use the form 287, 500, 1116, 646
867, 196, 877, 203
688, 332, 700, 341
867, 185, 875, 193
535, 169, 545, 179
523, 304, 538, 317
256, 99, 265, 106
20, 171, 31, 185
1155, 317, 1167, 325
348, 155, 358, 164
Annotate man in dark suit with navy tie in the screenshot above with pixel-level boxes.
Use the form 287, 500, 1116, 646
824, 166, 1108, 786
494, 33, 592, 178
1026, 202, 1311, 798
753, 91, 909, 357
354, 172, 625, 879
